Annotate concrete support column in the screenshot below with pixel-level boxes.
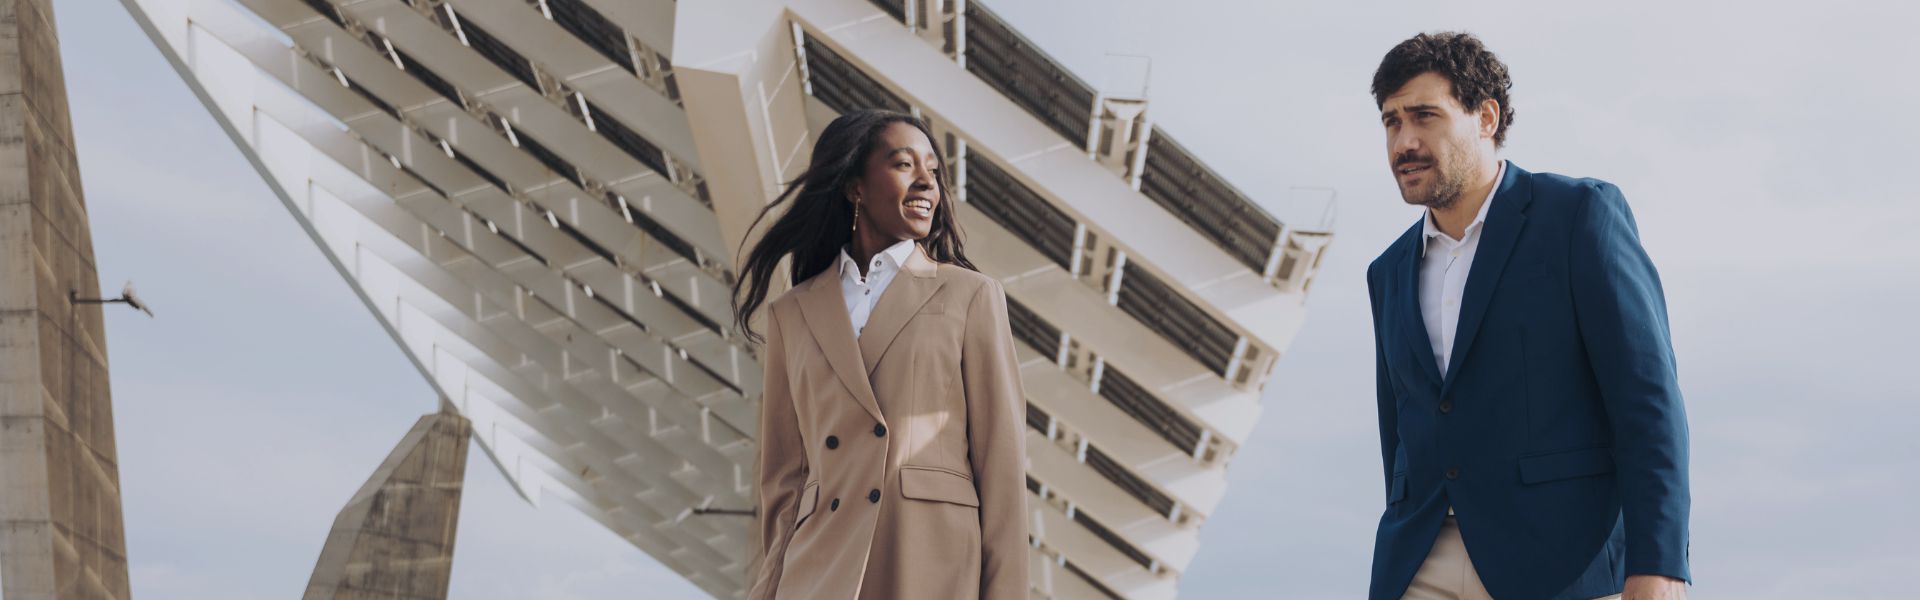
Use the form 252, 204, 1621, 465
0, 0, 134, 596
303, 410, 472, 600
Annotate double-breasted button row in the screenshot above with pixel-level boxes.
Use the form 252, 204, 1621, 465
817, 425, 889, 511
820, 490, 877, 513
825, 424, 885, 450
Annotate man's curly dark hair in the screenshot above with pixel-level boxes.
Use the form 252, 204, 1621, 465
1372, 32, 1515, 148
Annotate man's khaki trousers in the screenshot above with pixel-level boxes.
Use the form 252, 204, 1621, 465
1402, 516, 1623, 600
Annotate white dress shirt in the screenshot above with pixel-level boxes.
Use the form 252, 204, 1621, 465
838, 239, 917, 338
1419, 161, 1504, 374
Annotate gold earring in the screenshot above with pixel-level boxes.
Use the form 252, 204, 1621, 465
851, 202, 859, 232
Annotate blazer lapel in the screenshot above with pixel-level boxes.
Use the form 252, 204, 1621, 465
1442, 162, 1533, 392
858, 243, 944, 376
795, 266, 885, 424
1397, 230, 1444, 391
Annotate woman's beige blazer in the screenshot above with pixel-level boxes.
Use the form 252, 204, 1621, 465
748, 243, 1029, 600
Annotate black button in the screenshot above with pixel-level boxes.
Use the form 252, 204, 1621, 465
826, 435, 839, 449
1445, 467, 1461, 480
830, 498, 840, 511
868, 489, 881, 503
873, 424, 887, 437
1439, 401, 1453, 414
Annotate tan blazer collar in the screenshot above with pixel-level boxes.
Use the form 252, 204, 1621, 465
796, 266, 882, 423
791, 242, 944, 424
858, 244, 944, 375
900, 241, 937, 279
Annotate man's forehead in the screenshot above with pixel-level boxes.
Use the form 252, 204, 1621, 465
1383, 73, 1457, 112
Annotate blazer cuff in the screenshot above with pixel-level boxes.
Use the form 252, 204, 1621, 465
1624, 544, 1690, 584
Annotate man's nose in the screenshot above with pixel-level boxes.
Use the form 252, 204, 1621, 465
1390, 130, 1422, 158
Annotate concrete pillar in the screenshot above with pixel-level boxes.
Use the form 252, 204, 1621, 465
0, 0, 135, 596
303, 410, 472, 600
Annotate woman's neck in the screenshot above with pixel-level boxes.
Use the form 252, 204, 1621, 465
848, 231, 907, 278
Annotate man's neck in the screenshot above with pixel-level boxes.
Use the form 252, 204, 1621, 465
1429, 159, 1502, 240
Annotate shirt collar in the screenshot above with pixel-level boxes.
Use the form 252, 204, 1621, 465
838, 239, 918, 283
1419, 160, 1504, 258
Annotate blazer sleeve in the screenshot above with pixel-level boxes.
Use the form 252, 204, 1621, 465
1568, 183, 1691, 582
748, 305, 808, 600
961, 279, 1031, 599
1367, 262, 1402, 503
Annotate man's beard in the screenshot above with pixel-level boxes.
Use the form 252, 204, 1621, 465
1397, 144, 1472, 210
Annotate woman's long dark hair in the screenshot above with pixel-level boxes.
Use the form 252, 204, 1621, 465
731, 109, 976, 345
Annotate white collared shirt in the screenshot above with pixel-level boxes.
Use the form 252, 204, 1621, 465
838, 239, 917, 338
1419, 161, 1504, 375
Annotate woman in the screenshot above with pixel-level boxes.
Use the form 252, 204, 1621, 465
733, 109, 1029, 600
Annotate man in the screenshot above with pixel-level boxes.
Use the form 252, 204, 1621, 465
1365, 32, 1691, 600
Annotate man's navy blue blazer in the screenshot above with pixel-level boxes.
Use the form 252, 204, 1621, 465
1365, 162, 1690, 600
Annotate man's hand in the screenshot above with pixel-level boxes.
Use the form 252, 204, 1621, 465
1622, 575, 1687, 600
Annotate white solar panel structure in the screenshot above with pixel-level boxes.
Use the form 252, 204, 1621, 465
119, 0, 1334, 597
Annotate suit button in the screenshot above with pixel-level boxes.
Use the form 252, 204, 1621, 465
873, 424, 887, 437
830, 498, 840, 511
826, 435, 839, 449
1439, 401, 1453, 414
868, 489, 881, 503
1445, 467, 1461, 480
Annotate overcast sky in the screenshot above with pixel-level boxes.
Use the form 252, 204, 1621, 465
59, 0, 1917, 598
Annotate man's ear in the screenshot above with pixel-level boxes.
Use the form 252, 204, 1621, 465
1479, 99, 1501, 140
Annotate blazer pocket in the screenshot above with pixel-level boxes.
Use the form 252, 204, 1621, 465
1389, 472, 1407, 504
899, 466, 979, 507
1518, 446, 1615, 484
794, 481, 820, 527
